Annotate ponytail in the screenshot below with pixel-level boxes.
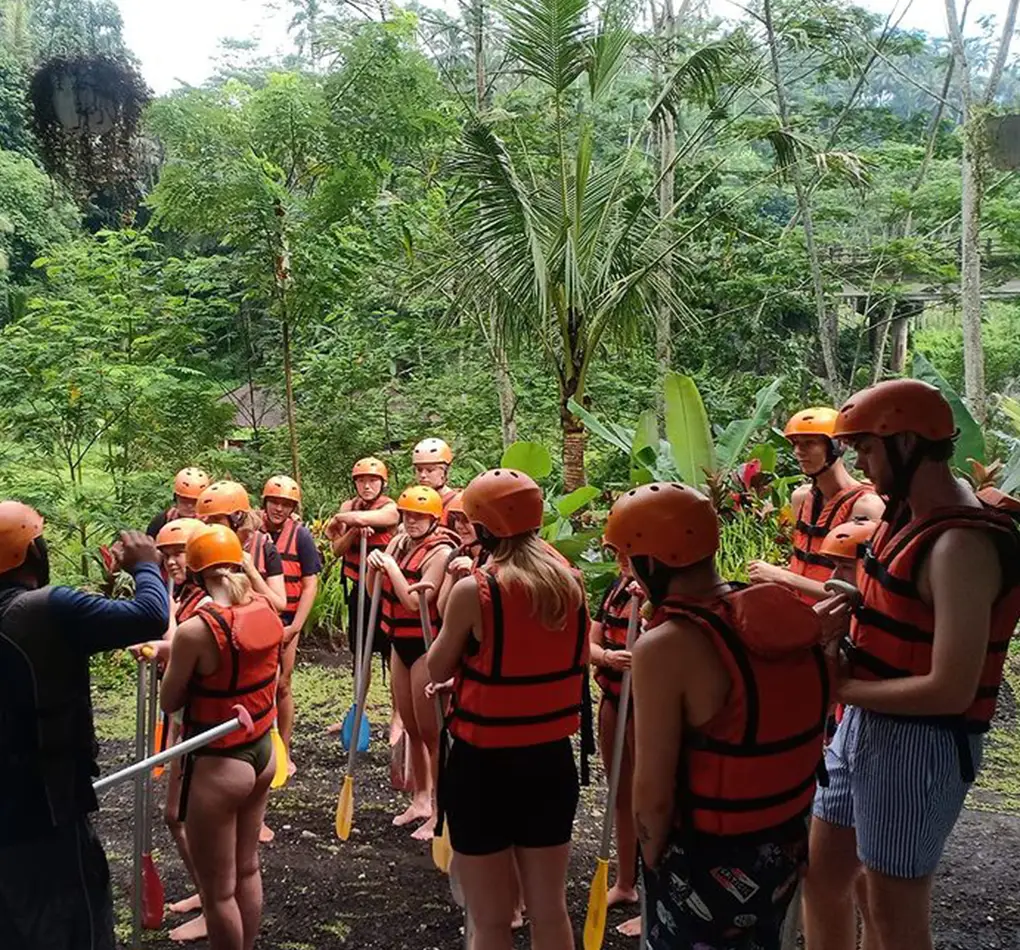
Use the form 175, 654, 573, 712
204, 566, 254, 606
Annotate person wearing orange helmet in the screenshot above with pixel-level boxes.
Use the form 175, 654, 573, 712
0, 503, 168, 950
196, 481, 287, 616
261, 476, 322, 773
803, 380, 1020, 950
326, 457, 399, 667
436, 491, 480, 616
368, 485, 455, 838
144, 524, 284, 950
603, 483, 829, 950
147, 467, 213, 538
412, 438, 461, 526
428, 469, 590, 950
748, 407, 883, 602
154, 517, 213, 941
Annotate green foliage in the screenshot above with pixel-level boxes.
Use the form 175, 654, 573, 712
911, 350, 985, 469
500, 440, 553, 478
717, 509, 791, 583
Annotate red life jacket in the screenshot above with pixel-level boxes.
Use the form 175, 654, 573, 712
449, 568, 591, 748
664, 584, 829, 837
341, 495, 396, 584
381, 530, 455, 640
594, 575, 637, 701
439, 487, 461, 528
268, 518, 304, 620
790, 483, 871, 601
245, 530, 274, 580
849, 505, 1020, 734
176, 582, 208, 624
184, 596, 284, 749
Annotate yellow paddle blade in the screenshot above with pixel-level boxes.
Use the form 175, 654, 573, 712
432, 823, 453, 874
335, 775, 354, 840
583, 858, 610, 950
270, 727, 289, 789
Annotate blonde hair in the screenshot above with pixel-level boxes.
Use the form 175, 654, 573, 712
232, 509, 262, 541
489, 533, 583, 629
204, 565, 254, 607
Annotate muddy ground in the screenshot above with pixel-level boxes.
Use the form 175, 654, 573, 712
92, 649, 1020, 949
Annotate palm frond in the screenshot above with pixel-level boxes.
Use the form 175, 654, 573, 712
650, 39, 737, 122
503, 0, 589, 94
813, 150, 873, 191
585, 2, 632, 102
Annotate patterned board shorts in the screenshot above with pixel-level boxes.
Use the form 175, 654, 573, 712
0, 817, 116, 950
641, 821, 807, 950
812, 705, 982, 878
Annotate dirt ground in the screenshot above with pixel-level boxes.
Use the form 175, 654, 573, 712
92, 648, 1020, 949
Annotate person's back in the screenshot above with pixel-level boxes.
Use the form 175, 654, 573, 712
605, 483, 828, 950
0, 502, 168, 950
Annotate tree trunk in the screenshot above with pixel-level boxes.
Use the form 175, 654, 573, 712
959, 138, 986, 420
891, 306, 911, 374
560, 396, 587, 492
763, 0, 841, 400
473, 0, 517, 447
869, 298, 895, 384
281, 316, 302, 484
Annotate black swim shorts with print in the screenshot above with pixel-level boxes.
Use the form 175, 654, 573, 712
641, 820, 807, 950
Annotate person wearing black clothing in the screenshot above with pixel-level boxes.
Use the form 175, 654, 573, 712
0, 501, 170, 950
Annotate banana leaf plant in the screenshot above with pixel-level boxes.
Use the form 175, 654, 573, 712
569, 371, 784, 510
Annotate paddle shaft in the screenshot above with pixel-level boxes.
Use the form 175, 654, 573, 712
416, 591, 445, 731
132, 661, 146, 947
355, 534, 367, 695
597, 595, 641, 859
94, 715, 250, 792
144, 657, 159, 852
344, 580, 381, 780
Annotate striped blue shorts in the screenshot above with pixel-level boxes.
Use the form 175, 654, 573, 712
812, 705, 982, 878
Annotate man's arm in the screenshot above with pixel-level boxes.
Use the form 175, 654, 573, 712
51, 562, 169, 655
839, 528, 1002, 716
850, 490, 885, 522
632, 624, 685, 869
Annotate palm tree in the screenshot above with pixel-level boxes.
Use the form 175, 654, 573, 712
438, 0, 737, 489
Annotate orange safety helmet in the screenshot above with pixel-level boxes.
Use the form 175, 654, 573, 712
461, 470, 543, 538
174, 467, 212, 500
196, 481, 251, 519
447, 491, 465, 515
186, 523, 244, 573
604, 483, 719, 568
397, 485, 444, 520
262, 475, 301, 504
156, 517, 205, 550
784, 407, 839, 440
352, 457, 389, 481
834, 380, 955, 442
412, 438, 454, 466
819, 519, 877, 561
0, 501, 44, 574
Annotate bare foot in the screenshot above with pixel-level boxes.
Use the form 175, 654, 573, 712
169, 914, 208, 943
259, 822, 275, 843
607, 884, 639, 907
616, 915, 641, 937
325, 721, 343, 735
287, 758, 297, 778
411, 815, 437, 840
393, 800, 431, 827
167, 893, 201, 915
511, 908, 525, 930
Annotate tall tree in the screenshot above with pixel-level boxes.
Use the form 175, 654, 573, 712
945, 0, 1019, 422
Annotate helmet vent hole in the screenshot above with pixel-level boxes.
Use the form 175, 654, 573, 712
649, 485, 660, 492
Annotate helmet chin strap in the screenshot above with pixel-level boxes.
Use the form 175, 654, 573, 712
806, 438, 844, 482
881, 436, 923, 531
630, 555, 670, 607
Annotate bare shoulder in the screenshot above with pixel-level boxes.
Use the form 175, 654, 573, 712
448, 574, 479, 605
923, 525, 1003, 603
851, 489, 885, 521
791, 484, 811, 513
634, 616, 715, 671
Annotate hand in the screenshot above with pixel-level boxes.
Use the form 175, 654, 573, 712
119, 531, 159, 571
626, 580, 643, 598
282, 623, 301, 645
814, 593, 853, 649
602, 650, 632, 672
367, 550, 391, 571
128, 640, 171, 666
747, 560, 779, 584
425, 678, 454, 698
359, 525, 375, 539
408, 580, 436, 596
448, 556, 473, 577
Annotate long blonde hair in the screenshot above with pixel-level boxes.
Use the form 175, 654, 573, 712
204, 565, 254, 607
489, 533, 583, 629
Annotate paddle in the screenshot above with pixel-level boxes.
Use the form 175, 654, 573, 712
142, 651, 165, 929
335, 578, 382, 840
412, 582, 453, 874
95, 705, 255, 792
341, 534, 371, 753
583, 593, 641, 950
132, 656, 146, 949
270, 723, 289, 788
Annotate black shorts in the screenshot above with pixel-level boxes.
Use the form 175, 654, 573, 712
0, 817, 116, 950
641, 820, 808, 950
390, 636, 427, 670
442, 737, 579, 856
